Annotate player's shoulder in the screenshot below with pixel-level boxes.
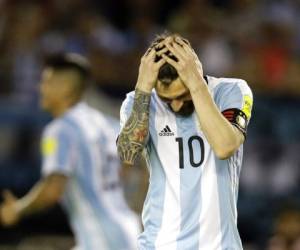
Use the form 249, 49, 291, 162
72, 102, 116, 133
121, 91, 134, 109
68, 102, 108, 125
68, 101, 99, 117
125, 90, 136, 99
43, 103, 91, 136
207, 75, 252, 96
43, 117, 70, 138
122, 90, 139, 104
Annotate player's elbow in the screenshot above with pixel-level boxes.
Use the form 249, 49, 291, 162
42, 177, 66, 205
44, 189, 62, 205
214, 146, 236, 160
214, 129, 244, 160
214, 139, 241, 160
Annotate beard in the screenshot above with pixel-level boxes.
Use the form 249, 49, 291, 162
169, 100, 195, 117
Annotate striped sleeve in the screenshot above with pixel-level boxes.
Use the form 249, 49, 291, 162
41, 121, 76, 177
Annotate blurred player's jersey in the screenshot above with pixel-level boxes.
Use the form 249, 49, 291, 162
41, 102, 140, 250
120, 76, 253, 250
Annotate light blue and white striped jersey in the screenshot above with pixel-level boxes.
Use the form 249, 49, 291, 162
41, 102, 140, 250
120, 76, 253, 250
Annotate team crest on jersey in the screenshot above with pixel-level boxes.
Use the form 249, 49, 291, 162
159, 125, 174, 136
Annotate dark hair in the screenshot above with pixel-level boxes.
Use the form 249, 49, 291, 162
44, 53, 91, 90
150, 32, 191, 85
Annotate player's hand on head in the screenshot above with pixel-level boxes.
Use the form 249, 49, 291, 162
161, 37, 205, 91
0, 190, 19, 227
175, 37, 204, 71
136, 45, 166, 93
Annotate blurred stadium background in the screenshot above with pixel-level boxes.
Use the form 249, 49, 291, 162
0, 0, 300, 249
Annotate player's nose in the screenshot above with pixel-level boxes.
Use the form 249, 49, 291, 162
170, 99, 184, 112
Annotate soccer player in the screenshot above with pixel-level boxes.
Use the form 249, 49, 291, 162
117, 33, 253, 249
0, 53, 140, 250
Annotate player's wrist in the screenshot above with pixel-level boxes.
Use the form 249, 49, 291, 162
188, 77, 207, 93
135, 83, 153, 94
134, 89, 152, 104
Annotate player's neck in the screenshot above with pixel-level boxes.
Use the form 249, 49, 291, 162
52, 99, 79, 117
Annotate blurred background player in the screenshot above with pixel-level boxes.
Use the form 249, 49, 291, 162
0, 53, 140, 250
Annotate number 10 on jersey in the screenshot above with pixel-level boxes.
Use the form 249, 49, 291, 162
175, 136, 205, 169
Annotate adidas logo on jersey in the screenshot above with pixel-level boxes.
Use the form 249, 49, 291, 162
159, 125, 174, 136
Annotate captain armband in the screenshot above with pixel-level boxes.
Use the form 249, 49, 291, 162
222, 108, 249, 138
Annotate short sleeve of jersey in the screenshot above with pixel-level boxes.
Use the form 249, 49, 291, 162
214, 79, 253, 135
120, 91, 135, 130
41, 121, 76, 177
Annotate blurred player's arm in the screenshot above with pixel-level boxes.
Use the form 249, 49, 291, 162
0, 174, 67, 226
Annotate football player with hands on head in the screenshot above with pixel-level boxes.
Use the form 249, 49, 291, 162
118, 33, 253, 250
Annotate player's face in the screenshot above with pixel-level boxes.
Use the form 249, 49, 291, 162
39, 68, 70, 113
156, 78, 194, 116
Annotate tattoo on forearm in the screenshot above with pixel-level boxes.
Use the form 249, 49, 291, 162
117, 89, 151, 165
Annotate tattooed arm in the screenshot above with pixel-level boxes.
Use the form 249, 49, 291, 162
117, 44, 165, 166
117, 90, 151, 165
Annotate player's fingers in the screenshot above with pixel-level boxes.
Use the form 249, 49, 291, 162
155, 41, 165, 50
172, 42, 189, 60
189, 47, 199, 60
190, 48, 199, 61
175, 37, 198, 59
143, 47, 153, 58
154, 57, 166, 70
174, 36, 186, 45
175, 39, 200, 63
141, 48, 154, 63
174, 37, 190, 52
156, 47, 168, 56
161, 54, 179, 70
164, 42, 185, 62
175, 37, 199, 61
145, 48, 156, 61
